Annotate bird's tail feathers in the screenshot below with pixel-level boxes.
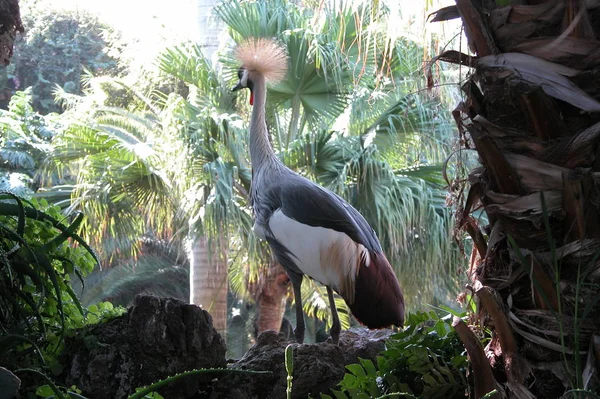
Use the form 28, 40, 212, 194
349, 252, 405, 329
235, 38, 288, 83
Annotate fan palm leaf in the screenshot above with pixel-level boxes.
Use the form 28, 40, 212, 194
43, 104, 176, 261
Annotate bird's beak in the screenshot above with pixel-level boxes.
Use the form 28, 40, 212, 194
232, 81, 243, 92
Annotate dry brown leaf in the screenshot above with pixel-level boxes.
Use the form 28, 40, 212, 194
478, 53, 600, 112
486, 190, 562, 217
508, 311, 561, 337
529, 255, 560, 311
452, 317, 500, 399
566, 121, 600, 154
490, 2, 565, 52
474, 115, 547, 155
563, 0, 595, 40
508, 1, 565, 23
513, 37, 600, 67
469, 125, 522, 195
534, 238, 600, 264
583, 335, 600, 391
455, 0, 498, 56
510, 320, 587, 355
474, 281, 534, 397
427, 5, 460, 22
504, 153, 570, 191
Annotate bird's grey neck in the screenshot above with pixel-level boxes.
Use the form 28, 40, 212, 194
249, 75, 279, 172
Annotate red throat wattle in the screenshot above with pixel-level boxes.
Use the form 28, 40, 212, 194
249, 92, 254, 106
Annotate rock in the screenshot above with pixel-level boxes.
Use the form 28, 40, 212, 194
63, 295, 226, 399
0, 367, 20, 399
209, 328, 393, 399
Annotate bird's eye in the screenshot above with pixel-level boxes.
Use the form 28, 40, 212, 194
237, 68, 245, 80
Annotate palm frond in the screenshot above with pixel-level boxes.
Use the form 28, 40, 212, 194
43, 115, 175, 261
214, 0, 298, 42
80, 251, 188, 307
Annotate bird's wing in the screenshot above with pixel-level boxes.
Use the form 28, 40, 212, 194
276, 179, 382, 253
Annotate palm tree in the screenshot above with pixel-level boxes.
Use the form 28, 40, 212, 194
432, 1, 600, 397
156, 44, 255, 336
42, 79, 176, 264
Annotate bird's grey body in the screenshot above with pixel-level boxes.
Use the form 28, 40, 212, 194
233, 38, 405, 344
251, 165, 378, 283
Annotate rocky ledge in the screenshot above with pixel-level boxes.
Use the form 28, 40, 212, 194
61, 295, 392, 398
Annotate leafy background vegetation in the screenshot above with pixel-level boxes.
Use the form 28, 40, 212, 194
7, 1, 124, 114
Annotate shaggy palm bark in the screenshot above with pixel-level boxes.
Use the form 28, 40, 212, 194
251, 261, 290, 334
434, 1, 600, 398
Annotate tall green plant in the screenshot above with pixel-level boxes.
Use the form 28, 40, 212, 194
0, 192, 123, 397
324, 312, 469, 399
42, 77, 178, 263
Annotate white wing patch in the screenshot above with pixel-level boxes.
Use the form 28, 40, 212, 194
267, 209, 369, 304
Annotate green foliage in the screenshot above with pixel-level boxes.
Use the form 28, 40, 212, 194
43, 103, 176, 262
127, 368, 272, 399
9, 1, 123, 114
325, 312, 469, 399
0, 192, 124, 396
36, 383, 87, 399
0, 194, 95, 335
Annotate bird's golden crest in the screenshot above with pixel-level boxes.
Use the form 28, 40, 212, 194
235, 38, 288, 83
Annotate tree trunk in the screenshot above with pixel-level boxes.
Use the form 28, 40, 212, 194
438, 1, 600, 398
189, 235, 228, 337
253, 262, 290, 334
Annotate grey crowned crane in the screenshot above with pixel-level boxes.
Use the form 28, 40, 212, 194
232, 38, 405, 344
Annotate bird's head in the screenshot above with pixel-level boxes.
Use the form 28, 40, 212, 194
232, 67, 255, 104
232, 38, 288, 106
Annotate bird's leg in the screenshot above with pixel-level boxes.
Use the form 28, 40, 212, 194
327, 286, 341, 345
292, 279, 305, 344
